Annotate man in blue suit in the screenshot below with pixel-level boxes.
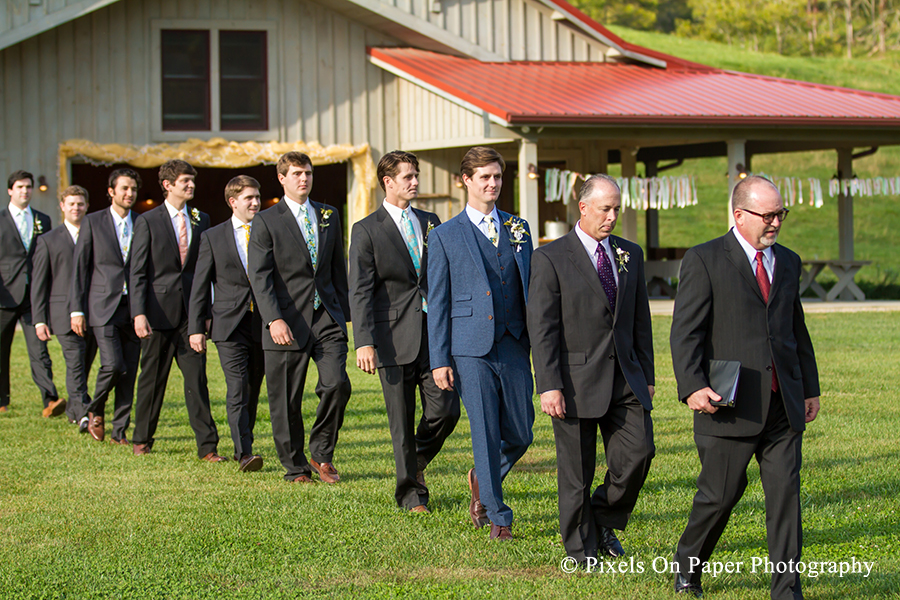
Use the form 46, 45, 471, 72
427, 146, 534, 541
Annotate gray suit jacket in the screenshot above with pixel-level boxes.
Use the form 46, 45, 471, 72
670, 230, 820, 436
71, 209, 133, 327
31, 225, 77, 334
349, 205, 439, 368
528, 231, 654, 418
0, 206, 51, 308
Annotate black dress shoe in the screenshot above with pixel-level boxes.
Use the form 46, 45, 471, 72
674, 573, 703, 597
598, 526, 626, 558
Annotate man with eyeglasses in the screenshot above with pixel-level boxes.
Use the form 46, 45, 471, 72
670, 175, 820, 599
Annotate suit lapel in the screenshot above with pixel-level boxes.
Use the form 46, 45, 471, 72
155, 205, 182, 265
609, 236, 628, 320
277, 200, 313, 270
500, 210, 532, 301
458, 213, 490, 287
565, 230, 613, 315
724, 229, 765, 304
102, 209, 126, 266
309, 201, 328, 274
769, 244, 785, 305
2, 207, 26, 252
414, 208, 435, 279
379, 206, 417, 277
223, 221, 246, 275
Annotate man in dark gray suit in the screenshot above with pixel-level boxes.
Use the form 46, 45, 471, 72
0, 170, 60, 415
32, 185, 98, 430
189, 175, 265, 473
71, 169, 142, 444
670, 176, 820, 599
249, 152, 351, 483
528, 174, 655, 567
130, 160, 222, 460
349, 151, 459, 512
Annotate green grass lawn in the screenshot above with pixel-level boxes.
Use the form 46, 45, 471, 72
1, 314, 898, 599
602, 26, 900, 298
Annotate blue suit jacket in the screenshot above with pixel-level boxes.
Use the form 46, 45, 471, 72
427, 208, 533, 369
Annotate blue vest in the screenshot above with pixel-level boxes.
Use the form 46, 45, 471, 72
471, 221, 526, 342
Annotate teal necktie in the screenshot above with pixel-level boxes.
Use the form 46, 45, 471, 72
300, 204, 320, 309
401, 210, 427, 313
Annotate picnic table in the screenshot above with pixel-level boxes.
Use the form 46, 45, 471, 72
800, 260, 871, 301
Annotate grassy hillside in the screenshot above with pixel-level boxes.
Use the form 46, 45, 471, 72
606, 26, 900, 297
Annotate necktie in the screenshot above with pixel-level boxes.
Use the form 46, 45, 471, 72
120, 220, 130, 294
16, 211, 30, 251
177, 211, 188, 266
597, 244, 617, 313
485, 215, 498, 247
756, 251, 778, 392
300, 204, 320, 309
242, 224, 254, 312
401, 211, 427, 313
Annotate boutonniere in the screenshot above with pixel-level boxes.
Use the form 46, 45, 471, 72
424, 220, 435, 247
504, 216, 530, 253
189, 207, 200, 227
319, 208, 333, 230
33, 217, 44, 236
612, 241, 630, 273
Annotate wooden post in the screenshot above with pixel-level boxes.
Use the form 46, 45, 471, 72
727, 140, 746, 229
518, 138, 539, 231
620, 146, 637, 242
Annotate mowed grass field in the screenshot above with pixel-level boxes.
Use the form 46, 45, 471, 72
1, 310, 898, 599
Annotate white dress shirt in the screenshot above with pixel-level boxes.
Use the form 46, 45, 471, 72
574, 221, 619, 286
283, 196, 318, 250
383, 199, 423, 255
164, 200, 192, 246
465, 204, 502, 243
8, 203, 33, 248
732, 227, 775, 283
64, 220, 79, 245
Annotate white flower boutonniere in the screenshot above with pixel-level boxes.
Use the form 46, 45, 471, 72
424, 220, 435, 247
504, 217, 530, 253
189, 208, 200, 227
612, 242, 630, 273
320, 208, 333, 230
33, 218, 44, 236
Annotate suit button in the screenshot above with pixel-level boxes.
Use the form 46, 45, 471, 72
608, 354, 615, 360
488, 315, 493, 321
486, 291, 491, 296
501, 281, 506, 285
415, 307, 420, 312
497, 253, 501, 257
766, 365, 773, 371
500, 266, 505, 270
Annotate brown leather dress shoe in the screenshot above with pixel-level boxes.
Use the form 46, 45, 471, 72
200, 452, 228, 463
133, 443, 151, 456
489, 523, 513, 541
467, 468, 489, 528
88, 413, 105, 442
43, 398, 67, 418
410, 504, 430, 513
238, 455, 263, 472
109, 437, 129, 446
0, 406, 8, 413
290, 474, 315, 483
309, 459, 340, 484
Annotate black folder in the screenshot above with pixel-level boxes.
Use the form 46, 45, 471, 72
708, 360, 740, 407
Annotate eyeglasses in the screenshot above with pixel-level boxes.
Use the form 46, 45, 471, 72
740, 207, 789, 224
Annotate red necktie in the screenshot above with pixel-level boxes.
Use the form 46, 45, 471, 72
756, 251, 778, 392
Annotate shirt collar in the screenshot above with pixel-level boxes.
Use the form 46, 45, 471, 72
382, 199, 414, 224
283, 196, 311, 219
8, 203, 30, 218
64, 220, 80, 238
164, 200, 188, 220
231, 214, 251, 230
465, 204, 500, 228
109, 206, 130, 227
575, 221, 611, 256
731, 227, 773, 266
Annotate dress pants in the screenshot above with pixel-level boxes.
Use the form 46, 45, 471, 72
132, 318, 219, 457
552, 365, 655, 562
88, 297, 140, 441
59, 329, 98, 423
265, 307, 351, 481
216, 311, 265, 459
0, 302, 58, 408
453, 332, 535, 527
378, 321, 460, 509
675, 392, 803, 600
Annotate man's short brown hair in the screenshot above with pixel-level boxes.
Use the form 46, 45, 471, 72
60, 185, 90, 203
377, 151, 419, 191
7, 170, 33, 190
108, 168, 142, 194
276, 152, 312, 176
224, 175, 261, 205
460, 147, 505, 180
158, 159, 197, 194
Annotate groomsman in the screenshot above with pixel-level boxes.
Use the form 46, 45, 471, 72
130, 160, 223, 460
249, 152, 352, 483
189, 176, 265, 472
71, 169, 142, 444
1, 170, 60, 415
32, 185, 98, 430
349, 151, 459, 512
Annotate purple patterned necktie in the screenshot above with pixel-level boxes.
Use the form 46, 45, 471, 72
597, 243, 617, 312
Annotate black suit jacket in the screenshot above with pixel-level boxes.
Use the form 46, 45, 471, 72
670, 230, 820, 436
188, 220, 260, 342
248, 199, 350, 351
130, 204, 209, 330
0, 206, 51, 308
528, 231, 654, 419
31, 225, 77, 334
348, 205, 438, 368
71, 209, 133, 327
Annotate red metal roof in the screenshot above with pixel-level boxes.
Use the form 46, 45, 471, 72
369, 47, 900, 127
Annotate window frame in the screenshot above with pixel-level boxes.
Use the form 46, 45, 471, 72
151, 20, 279, 142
